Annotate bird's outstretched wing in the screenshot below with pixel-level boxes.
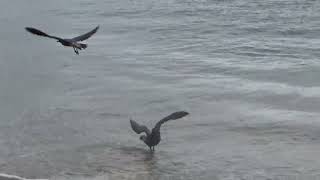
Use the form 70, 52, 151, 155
130, 119, 151, 136
71, 26, 99, 42
154, 111, 189, 131
25, 27, 61, 40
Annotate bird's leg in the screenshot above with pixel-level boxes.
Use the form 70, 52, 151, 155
152, 146, 155, 151
73, 47, 79, 55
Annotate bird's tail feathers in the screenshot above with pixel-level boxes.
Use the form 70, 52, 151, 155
79, 43, 87, 49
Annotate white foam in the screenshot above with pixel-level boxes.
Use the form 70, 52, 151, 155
0, 174, 47, 180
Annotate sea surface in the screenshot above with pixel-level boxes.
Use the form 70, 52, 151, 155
1, 0, 320, 179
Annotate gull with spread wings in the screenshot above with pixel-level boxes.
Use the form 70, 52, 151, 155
25, 26, 99, 54
130, 111, 189, 152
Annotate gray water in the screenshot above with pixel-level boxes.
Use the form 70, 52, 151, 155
1, 0, 320, 179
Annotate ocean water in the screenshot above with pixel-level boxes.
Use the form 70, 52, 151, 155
1, 0, 320, 179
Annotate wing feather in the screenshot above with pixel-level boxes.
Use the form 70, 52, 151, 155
130, 119, 151, 136
154, 111, 189, 131
71, 26, 99, 42
25, 27, 61, 40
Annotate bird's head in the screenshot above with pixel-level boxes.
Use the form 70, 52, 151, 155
139, 135, 147, 142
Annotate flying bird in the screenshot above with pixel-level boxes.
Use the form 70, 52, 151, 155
25, 26, 99, 54
130, 111, 189, 151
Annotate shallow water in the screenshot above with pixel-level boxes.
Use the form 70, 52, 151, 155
1, 0, 320, 179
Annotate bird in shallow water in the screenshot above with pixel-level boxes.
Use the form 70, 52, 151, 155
130, 111, 189, 152
25, 25, 99, 55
